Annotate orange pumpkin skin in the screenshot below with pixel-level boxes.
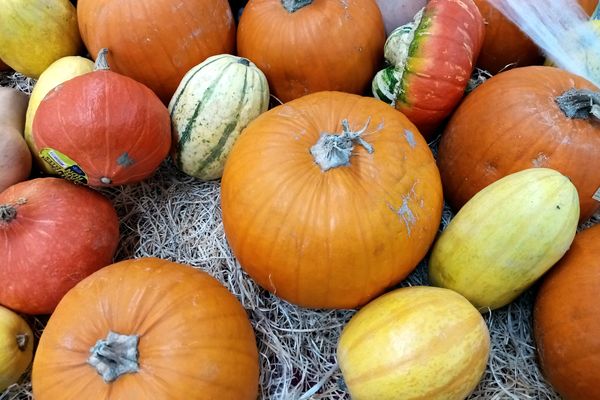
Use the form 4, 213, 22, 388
32, 257, 259, 400
438, 66, 600, 222
32, 66, 172, 187
474, 0, 597, 74
534, 224, 600, 400
77, 0, 236, 103
221, 91, 443, 309
237, 0, 386, 103
0, 178, 119, 315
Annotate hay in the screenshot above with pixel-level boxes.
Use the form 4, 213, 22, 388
1, 69, 597, 400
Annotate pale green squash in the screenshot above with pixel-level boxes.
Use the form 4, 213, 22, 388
168, 54, 269, 181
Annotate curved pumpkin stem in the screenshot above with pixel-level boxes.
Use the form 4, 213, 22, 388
88, 331, 139, 383
281, 0, 312, 13
310, 118, 374, 172
94, 48, 110, 71
16, 333, 29, 351
555, 88, 600, 121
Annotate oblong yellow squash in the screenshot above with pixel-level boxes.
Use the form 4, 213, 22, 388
0, 0, 82, 78
0, 305, 33, 391
25, 56, 94, 173
337, 286, 490, 400
429, 168, 580, 311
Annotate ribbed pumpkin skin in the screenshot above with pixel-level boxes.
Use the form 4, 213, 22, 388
32, 69, 172, 187
0, 0, 82, 78
438, 66, 600, 222
534, 224, 600, 400
372, 0, 485, 139
221, 91, 443, 309
25, 56, 95, 174
337, 286, 490, 400
77, 0, 236, 103
237, 0, 386, 103
32, 257, 259, 400
0, 178, 119, 315
169, 54, 269, 180
429, 168, 580, 311
474, 0, 597, 74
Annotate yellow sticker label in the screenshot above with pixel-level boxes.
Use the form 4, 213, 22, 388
39, 148, 88, 184
594, 187, 600, 202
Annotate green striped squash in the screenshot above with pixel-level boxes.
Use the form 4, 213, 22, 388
168, 54, 269, 180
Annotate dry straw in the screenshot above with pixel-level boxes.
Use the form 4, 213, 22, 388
1, 70, 597, 400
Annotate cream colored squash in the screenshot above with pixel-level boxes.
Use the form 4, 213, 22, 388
429, 168, 580, 311
0, 305, 33, 391
0, 0, 82, 78
25, 56, 94, 173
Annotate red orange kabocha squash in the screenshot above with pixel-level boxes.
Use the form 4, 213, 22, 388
32, 50, 172, 187
221, 91, 443, 309
0, 178, 119, 315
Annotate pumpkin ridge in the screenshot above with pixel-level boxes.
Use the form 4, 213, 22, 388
191, 68, 249, 176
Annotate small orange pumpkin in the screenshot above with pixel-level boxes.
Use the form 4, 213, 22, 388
221, 91, 443, 309
32, 257, 259, 400
534, 224, 600, 400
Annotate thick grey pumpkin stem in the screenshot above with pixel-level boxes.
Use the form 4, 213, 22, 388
310, 118, 374, 172
555, 88, 600, 121
16, 333, 29, 351
0, 198, 27, 224
94, 48, 110, 71
88, 331, 140, 383
281, 0, 312, 12
238, 57, 250, 66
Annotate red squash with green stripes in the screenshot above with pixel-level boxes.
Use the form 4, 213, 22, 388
372, 0, 485, 140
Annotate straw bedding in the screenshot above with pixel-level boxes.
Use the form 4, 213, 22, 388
1, 70, 598, 400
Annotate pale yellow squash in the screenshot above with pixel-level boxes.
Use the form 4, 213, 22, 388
337, 286, 490, 400
0, 305, 33, 391
0, 0, 82, 78
25, 56, 94, 173
429, 168, 580, 311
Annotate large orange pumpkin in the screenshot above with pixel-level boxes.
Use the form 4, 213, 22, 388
237, 0, 386, 103
474, 0, 597, 74
221, 91, 444, 309
77, 0, 236, 103
534, 224, 600, 400
0, 178, 119, 315
438, 66, 600, 222
32, 257, 259, 400
32, 50, 172, 187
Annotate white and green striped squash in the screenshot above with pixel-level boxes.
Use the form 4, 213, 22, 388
168, 54, 269, 180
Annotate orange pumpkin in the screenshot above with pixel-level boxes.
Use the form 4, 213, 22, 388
221, 91, 443, 309
237, 0, 386, 103
32, 257, 259, 400
32, 50, 172, 187
77, 0, 236, 103
438, 66, 600, 222
534, 224, 600, 400
0, 178, 119, 315
474, 0, 597, 74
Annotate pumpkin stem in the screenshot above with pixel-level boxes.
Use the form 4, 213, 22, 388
238, 57, 250, 66
0, 198, 27, 224
94, 48, 110, 71
88, 331, 139, 383
281, 0, 312, 13
310, 118, 374, 172
555, 88, 600, 121
16, 333, 29, 351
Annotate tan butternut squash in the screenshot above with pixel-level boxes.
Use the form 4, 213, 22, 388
0, 87, 31, 192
